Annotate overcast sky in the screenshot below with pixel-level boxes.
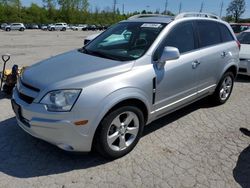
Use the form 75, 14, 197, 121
21, 0, 250, 18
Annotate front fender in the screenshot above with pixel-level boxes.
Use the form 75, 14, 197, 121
88, 87, 151, 141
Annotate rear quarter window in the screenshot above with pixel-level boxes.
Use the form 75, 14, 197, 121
197, 21, 221, 48
219, 24, 234, 42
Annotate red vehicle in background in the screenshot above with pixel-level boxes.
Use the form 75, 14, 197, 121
230, 23, 250, 34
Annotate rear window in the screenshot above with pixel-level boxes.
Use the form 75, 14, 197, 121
197, 21, 221, 48
219, 24, 234, 42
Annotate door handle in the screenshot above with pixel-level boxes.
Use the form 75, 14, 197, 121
192, 60, 201, 69
221, 51, 228, 57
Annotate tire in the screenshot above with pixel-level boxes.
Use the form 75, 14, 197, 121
19, 28, 24, 31
95, 106, 144, 159
6, 28, 10, 31
211, 72, 235, 105
61, 27, 66, 31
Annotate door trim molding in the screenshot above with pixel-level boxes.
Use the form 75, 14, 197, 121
150, 84, 216, 114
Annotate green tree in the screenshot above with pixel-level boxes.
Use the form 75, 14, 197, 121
227, 0, 246, 23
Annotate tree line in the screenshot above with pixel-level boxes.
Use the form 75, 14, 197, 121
0, 0, 248, 24
0, 0, 130, 24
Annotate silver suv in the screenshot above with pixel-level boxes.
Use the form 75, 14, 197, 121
48, 23, 68, 31
12, 13, 239, 159
5, 23, 25, 31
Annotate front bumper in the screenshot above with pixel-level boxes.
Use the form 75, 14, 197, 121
12, 88, 93, 152
238, 59, 250, 76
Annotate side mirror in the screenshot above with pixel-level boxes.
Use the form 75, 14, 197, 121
84, 39, 91, 46
157, 46, 180, 69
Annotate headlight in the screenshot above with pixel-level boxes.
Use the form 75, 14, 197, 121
40, 89, 81, 112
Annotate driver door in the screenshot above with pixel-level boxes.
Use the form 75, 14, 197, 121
153, 21, 199, 115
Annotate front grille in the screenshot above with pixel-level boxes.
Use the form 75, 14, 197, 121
18, 92, 35, 104
239, 68, 247, 73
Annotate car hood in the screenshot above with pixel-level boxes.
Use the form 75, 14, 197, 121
22, 50, 134, 90
239, 44, 250, 59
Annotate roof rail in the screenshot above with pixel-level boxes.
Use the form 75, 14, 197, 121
128, 14, 174, 20
175, 12, 220, 20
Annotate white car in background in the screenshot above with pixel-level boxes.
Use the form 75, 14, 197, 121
48, 23, 68, 31
5, 23, 25, 31
237, 30, 250, 76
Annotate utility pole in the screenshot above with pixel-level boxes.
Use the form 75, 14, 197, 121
113, 0, 117, 13
219, 1, 224, 17
200, 1, 204, 12
164, 0, 168, 14
122, 3, 125, 14
179, 2, 182, 13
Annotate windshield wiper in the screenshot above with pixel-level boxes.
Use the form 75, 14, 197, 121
79, 48, 124, 61
87, 50, 121, 61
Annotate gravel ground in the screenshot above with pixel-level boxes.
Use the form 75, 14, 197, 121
0, 30, 250, 188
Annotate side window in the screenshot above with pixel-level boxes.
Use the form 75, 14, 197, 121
164, 22, 196, 54
219, 24, 234, 42
197, 21, 221, 48
153, 21, 196, 61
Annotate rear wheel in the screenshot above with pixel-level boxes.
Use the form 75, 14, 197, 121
19, 28, 24, 31
5, 28, 10, 31
211, 72, 235, 105
95, 106, 144, 159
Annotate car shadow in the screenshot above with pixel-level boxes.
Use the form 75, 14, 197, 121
0, 97, 216, 178
236, 75, 250, 83
143, 97, 215, 136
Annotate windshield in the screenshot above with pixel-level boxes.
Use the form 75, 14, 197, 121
237, 32, 250, 44
81, 22, 166, 61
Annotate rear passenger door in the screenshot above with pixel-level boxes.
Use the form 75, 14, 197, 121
194, 20, 235, 96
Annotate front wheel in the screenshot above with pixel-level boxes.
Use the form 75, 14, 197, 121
211, 72, 235, 105
95, 106, 144, 159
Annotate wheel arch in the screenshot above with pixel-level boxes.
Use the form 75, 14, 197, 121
219, 64, 238, 84
91, 97, 150, 151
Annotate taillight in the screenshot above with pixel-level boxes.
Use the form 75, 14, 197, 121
237, 40, 241, 50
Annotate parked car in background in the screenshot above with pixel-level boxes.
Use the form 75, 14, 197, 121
5, 23, 25, 31
88, 24, 97, 31
237, 30, 250, 76
48, 23, 68, 31
0, 23, 8, 30
75, 24, 88, 31
230, 23, 250, 34
69, 24, 77, 31
81, 24, 89, 31
25, 24, 39, 29
12, 13, 239, 159
40, 24, 48, 31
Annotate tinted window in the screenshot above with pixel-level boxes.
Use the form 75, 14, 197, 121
197, 21, 221, 48
219, 24, 234, 42
164, 22, 196, 54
